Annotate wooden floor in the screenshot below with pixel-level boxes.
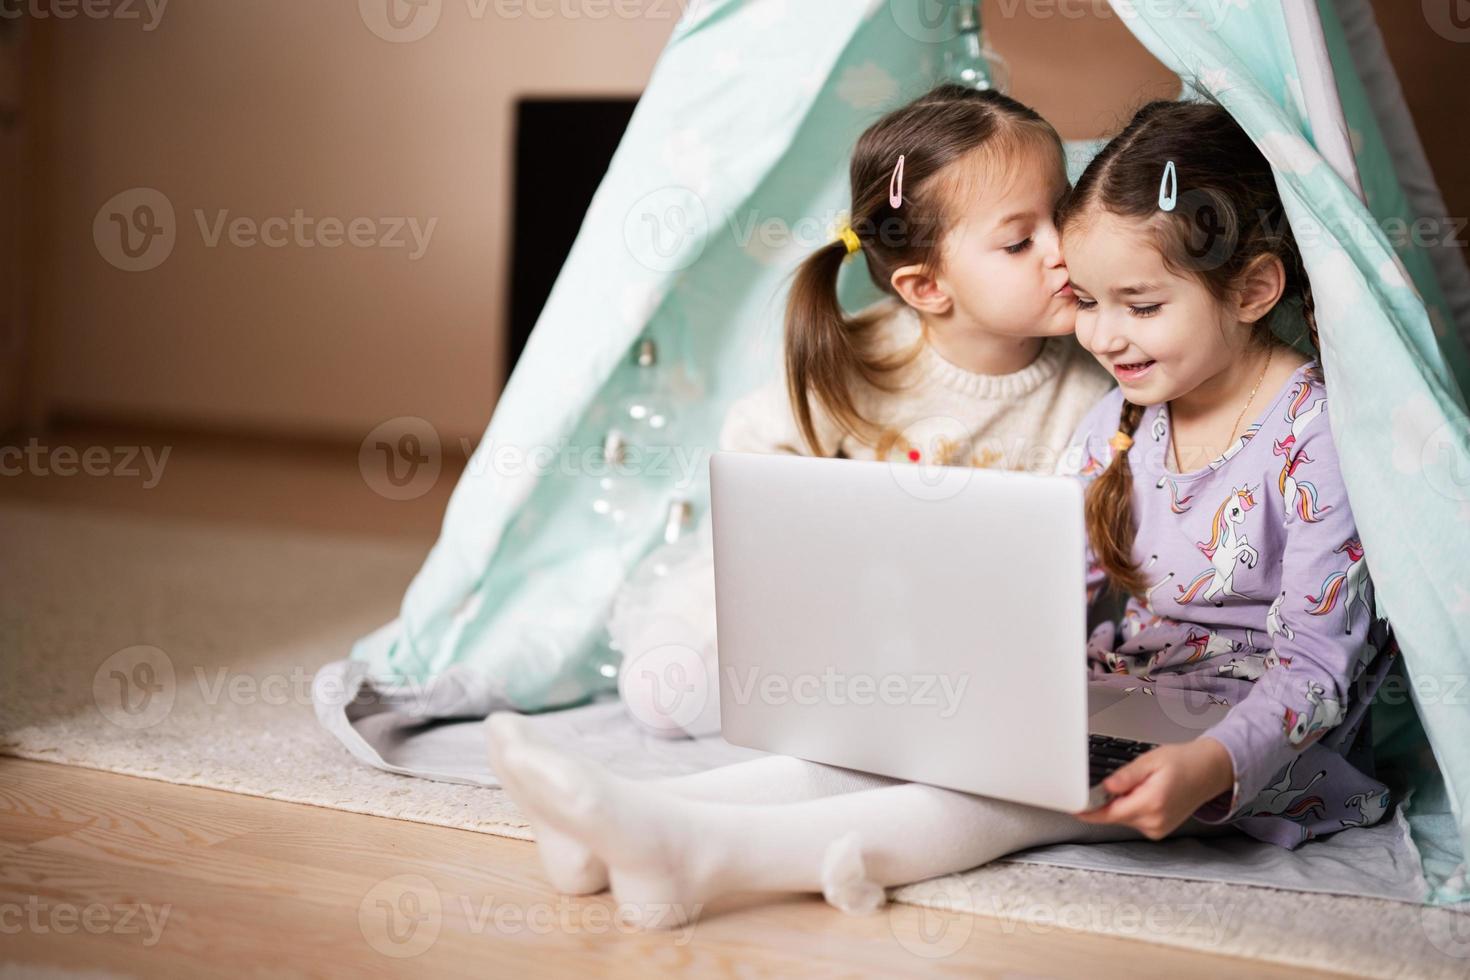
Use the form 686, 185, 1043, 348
0, 424, 1353, 977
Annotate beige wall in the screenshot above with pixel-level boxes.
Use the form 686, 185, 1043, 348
25, 2, 1468, 445
31, 1, 677, 444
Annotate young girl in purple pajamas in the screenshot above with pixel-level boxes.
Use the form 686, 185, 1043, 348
1058, 99, 1392, 848
484, 99, 1393, 929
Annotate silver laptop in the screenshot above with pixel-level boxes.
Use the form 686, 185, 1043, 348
708, 450, 1231, 813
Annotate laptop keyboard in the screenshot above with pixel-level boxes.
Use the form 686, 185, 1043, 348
1088, 733, 1157, 787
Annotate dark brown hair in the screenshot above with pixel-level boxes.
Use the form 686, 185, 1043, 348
1057, 98, 1320, 599
783, 83, 1064, 455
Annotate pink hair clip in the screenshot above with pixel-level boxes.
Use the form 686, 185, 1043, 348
889, 153, 906, 208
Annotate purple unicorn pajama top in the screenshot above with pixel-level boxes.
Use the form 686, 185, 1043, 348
1056, 360, 1395, 848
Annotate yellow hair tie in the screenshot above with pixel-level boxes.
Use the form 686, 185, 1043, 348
1109, 431, 1134, 453
836, 225, 861, 255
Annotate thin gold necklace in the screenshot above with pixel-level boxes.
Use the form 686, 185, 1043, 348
1170, 345, 1275, 471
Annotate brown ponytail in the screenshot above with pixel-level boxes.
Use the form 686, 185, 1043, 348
1085, 401, 1149, 599
783, 82, 1065, 456
1058, 96, 1324, 600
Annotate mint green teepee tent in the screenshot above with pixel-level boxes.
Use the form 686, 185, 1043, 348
331, 0, 1470, 905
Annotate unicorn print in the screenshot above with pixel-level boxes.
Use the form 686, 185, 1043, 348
1264, 648, 1293, 671
1283, 680, 1345, 747
1137, 554, 1176, 615
1207, 422, 1262, 470
1121, 605, 1168, 641
1348, 633, 1382, 681
1339, 789, 1391, 829
1181, 628, 1239, 664
1217, 654, 1266, 680
1306, 538, 1373, 635
1274, 380, 1328, 455
1267, 591, 1295, 641
1275, 442, 1331, 523
1244, 756, 1328, 821
1175, 486, 1260, 607
1103, 649, 1163, 679
1156, 473, 1195, 513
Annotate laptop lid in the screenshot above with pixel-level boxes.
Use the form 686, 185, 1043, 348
709, 450, 1095, 813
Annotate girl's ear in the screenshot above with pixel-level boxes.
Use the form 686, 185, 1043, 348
1234, 254, 1287, 325
890, 263, 953, 316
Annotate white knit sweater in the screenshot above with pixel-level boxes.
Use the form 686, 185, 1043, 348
718, 298, 1116, 474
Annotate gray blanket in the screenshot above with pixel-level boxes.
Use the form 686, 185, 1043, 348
314, 658, 1430, 905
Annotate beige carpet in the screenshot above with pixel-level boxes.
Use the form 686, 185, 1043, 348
0, 502, 525, 836
4, 502, 1468, 978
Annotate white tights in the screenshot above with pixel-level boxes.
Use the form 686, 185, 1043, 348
487, 714, 1235, 929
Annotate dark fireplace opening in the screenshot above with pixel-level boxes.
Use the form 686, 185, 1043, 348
505, 96, 641, 378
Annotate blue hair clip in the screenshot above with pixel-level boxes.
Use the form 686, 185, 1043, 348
1158, 160, 1178, 212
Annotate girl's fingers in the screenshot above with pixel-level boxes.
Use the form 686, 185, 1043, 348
1102, 752, 1159, 795
1078, 757, 1166, 825
1095, 787, 1162, 829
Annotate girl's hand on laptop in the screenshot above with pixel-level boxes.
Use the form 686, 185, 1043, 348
1073, 737, 1235, 839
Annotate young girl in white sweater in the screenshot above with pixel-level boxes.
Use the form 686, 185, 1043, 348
612, 81, 1111, 737
488, 84, 1167, 929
